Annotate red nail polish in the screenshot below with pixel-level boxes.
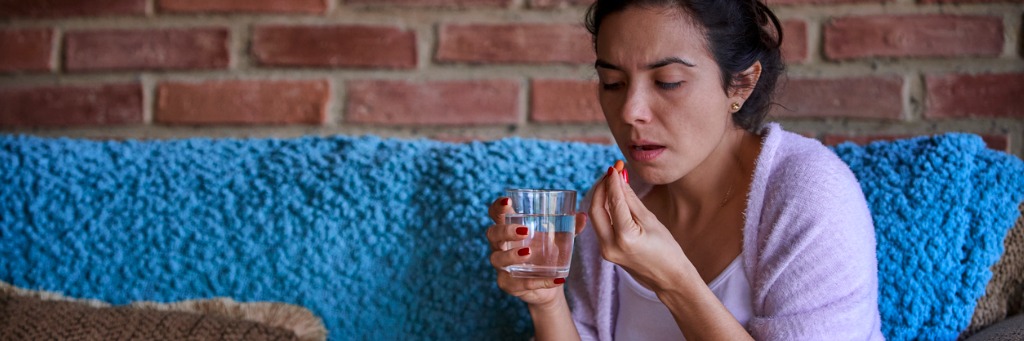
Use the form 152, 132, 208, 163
554, 278, 565, 284
607, 166, 615, 177
517, 248, 530, 256
516, 227, 528, 235
622, 168, 629, 184
500, 198, 509, 206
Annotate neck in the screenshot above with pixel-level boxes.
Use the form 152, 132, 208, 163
656, 127, 758, 228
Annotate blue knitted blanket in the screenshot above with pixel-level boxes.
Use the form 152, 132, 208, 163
1, 133, 1022, 340
834, 134, 1024, 340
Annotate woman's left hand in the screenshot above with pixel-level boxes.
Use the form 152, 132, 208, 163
588, 166, 690, 289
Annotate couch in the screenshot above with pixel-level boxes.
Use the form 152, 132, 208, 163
1, 130, 1022, 340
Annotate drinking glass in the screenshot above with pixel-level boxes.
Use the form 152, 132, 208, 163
504, 188, 577, 278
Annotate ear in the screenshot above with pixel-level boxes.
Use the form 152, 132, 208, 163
727, 61, 762, 106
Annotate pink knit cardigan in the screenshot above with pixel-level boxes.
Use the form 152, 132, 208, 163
567, 123, 885, 340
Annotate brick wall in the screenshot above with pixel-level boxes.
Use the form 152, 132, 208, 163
1, 0, 1022, 158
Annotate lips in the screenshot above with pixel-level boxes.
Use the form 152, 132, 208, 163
633, 145, 663, 151
629, 143, 665, 162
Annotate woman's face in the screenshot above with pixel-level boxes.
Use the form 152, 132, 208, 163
595, 6, 740, 185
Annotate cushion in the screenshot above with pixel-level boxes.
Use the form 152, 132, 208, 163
963, 203, 1024, 338
0, 280, 326, 341
963, 314, 1024, 341
832, 134, 1024, 340
1, 132, 1022, 340
0, 135, 619, 340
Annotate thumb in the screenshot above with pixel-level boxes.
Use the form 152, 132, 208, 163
574, 212, 588, 236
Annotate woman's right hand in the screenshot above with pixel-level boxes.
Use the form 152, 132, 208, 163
486, 197, 587, 307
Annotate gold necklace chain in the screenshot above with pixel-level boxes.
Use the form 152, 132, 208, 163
719, 184, 735, 208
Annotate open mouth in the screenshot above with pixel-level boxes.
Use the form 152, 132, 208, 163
629, 144, 666, 162
632, 145, 664, 151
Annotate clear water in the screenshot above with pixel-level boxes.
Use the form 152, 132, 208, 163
504, 214, 575, 278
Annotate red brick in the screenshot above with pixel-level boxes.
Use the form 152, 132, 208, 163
771, 0, 890, 4
65, 28, 229, 72
530, 0, 593, 8
437, 24, 592, 64
344, 0, 511, 7
925, 73, 1024, 119
824, 15, 1002, 60
824, 133, 1009, 152
510, 136, 614, 144
824, 134, 913, 146
0, 29, 53, 73
252, 25, 416, 69
0, 0, 146, 17
560, 136, 614, 144
981, 135, 1010, 152
430, 135, 490, 144
919, 0, 1023, 3
158, 0, 327, 13
530, 79, 603, 123
781, 20, 808, 64
432, 134, 613, 145
773, 76, 903, 119
346, 80, 519, 125
156, 80, 329, 125
0, 83, 142, 127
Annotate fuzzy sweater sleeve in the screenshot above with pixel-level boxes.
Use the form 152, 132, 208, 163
743, 125, 884, 340
568, 187, 617, 341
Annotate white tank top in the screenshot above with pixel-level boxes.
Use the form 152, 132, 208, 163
613, 255, 753, 340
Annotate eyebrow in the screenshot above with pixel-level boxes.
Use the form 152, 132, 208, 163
595, 57, 696, 70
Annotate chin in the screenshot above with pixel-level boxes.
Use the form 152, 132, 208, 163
630, 160, 694, 186
629, 167, 671, 186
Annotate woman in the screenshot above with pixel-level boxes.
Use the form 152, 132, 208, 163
486, 0, 884, 339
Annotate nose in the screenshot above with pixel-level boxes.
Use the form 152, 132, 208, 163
620, 86, 652, 125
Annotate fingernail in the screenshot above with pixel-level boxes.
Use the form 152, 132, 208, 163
517, 248, 530, 256
607, 166, 615, 177
554, 278, 565, 284
516, 227, 528, 235
500, 198, 509, 206
622, 168, 629, 184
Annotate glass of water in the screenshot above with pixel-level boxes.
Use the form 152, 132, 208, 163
504, 188, 577, 278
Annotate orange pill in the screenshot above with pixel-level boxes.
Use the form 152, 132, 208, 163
613, 160, 625, 171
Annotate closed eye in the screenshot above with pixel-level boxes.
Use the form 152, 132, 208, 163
601, 82, 624, 91
656, 81, 683, 90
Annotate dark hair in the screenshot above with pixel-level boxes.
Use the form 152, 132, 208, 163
585, 0, 785, 133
